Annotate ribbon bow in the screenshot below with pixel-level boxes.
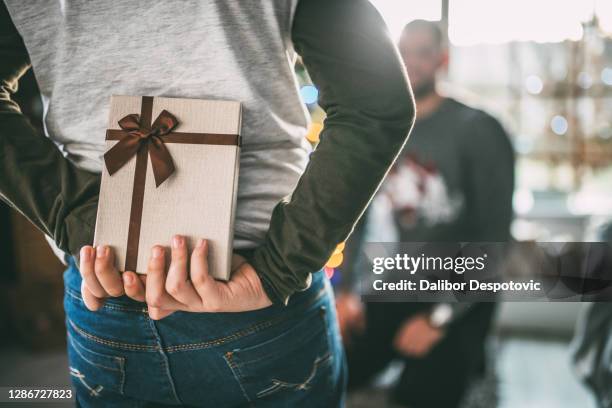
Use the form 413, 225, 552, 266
104, 110, 178, 187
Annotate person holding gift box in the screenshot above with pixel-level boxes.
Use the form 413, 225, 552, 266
0, 0, 415, 407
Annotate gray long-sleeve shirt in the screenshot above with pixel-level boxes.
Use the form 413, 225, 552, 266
1, 0, 415, 304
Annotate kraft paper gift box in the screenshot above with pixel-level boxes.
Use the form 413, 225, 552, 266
93, 95, 242, 280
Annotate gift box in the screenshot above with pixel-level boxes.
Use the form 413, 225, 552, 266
93, 95, 242, 280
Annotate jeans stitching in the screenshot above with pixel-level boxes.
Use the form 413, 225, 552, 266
65, 287, 146, 313
117, 356, 126, 395
69, 367, 104, 398
167, 319, 280, 353
67, 289, 323, 354
254, 382, 282, 399
69, 319, 158, 352
67, 328, 127, 395
256, 353, 333, 398
165, 287, 327, 353
223, 304, 334, 402
67, 333, 124, 373
66, 282, 327, 355
234, 313, 325, 366
224, 351, 253, 406
269, 353, 333, 388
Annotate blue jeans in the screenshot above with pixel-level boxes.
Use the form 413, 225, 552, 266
63, 257, 346, 407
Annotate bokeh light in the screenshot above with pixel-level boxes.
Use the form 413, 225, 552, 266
525, 75, 544, 94
513, 189, 535, 215
551, 115, 569, 135
602, 67, 612, 86
300, 85, 319, 105
306, 122, 323, 143
326, 252, 344, 269
577, 72, 593, 89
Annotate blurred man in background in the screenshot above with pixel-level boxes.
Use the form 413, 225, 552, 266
337, 20, 515, 407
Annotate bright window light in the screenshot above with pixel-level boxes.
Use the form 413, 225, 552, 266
449, 0, 591, 45
595, 0, 612, 34
369, 0, 442, 41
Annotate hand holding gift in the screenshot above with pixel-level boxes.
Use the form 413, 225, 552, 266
95, 95, 242, 280
78, 236, 272, 318
80, 95, 260, 316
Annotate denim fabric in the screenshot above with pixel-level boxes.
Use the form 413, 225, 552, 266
63, 257, 346, 407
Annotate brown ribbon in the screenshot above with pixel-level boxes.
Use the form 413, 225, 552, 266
104, 108, 178, 187
103, 96, 241, 271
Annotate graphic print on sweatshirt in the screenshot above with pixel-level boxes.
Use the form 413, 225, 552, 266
381, 154, 464, 229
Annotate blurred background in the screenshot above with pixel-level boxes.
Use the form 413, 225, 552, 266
1, 0, 611, 407
302, 1, 611, 406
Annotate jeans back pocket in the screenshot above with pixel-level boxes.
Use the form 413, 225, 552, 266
224, 305, 334, 403
67, 325, 126, 398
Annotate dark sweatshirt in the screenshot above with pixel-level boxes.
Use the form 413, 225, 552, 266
387, 97, 514, 243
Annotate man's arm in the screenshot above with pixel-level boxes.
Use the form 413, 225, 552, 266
249, 0, 416, 304
463, 113, 515, 241
0, 3, 100, 260
433, 114, 515, 328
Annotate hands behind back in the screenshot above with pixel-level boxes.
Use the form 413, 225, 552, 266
78, 235, 272, 320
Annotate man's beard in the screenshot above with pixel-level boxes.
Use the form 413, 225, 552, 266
411, 80, 436, 99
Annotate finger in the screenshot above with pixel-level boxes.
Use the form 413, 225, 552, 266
165, 236, 201, 305
190, 239, 219, 304
146, 245, 184, 310
79, 246, 107, 298
148, 306, 175, 321
81, 280, 105, 311
170, 235, 189, 279
123, 271, 145, 302
94, 245, 124, 297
